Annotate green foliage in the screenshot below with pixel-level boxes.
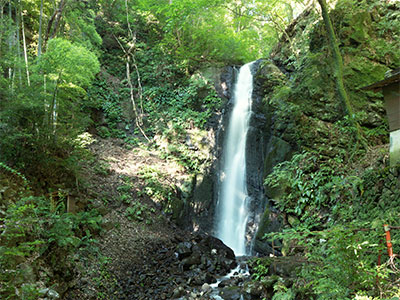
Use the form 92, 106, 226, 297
265, 152, 357, 227
272, 280, 296, 300
125, 201, 155, 224
63, 1, 103, 51
86, 75, 125, 136
36, 38, 100, 88
0, 196, 102, 299
138, 166, 176, 214
265, 152, 400, 298
0, 36, 100, 189
0, 162, 28, 186
93, 160, 111, 177
251, 258, 269, 281
268, 222, 398, 299
260, 2, 400, 298
143, 75, 222, 132
136, 0, 304, 69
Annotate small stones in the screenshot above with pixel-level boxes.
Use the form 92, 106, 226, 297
176, 241, 193, 259
116, 233, 240, 299
38, 288, 60, 299
172, 286, 185, 298
201, 283, 212, 293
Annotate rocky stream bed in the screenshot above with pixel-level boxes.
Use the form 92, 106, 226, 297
112, 232, 302, 300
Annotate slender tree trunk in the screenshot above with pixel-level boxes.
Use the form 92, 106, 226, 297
37, 0, 43, 56
123, 0, 149, 141
8, 0, 13, 88
125, 57, 138, 122
51, 0, 66, 39
20, 0, 29, 86
44, 0, 66, 46
114, 33, 149, 142
43, 75, 49, 126
15, 4, 21, 84
44, 5, 57, 46
131, 53, 144, 124
317, 0, 352, 116
0, 2, 4, 57
316, 0, 365, 146
126, 56, 149, 142
49, 72, 61, 134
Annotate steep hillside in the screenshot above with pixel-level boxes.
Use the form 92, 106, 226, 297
249, 1, 400, 299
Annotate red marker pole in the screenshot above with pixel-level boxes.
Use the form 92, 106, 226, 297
384, 224, 393, 258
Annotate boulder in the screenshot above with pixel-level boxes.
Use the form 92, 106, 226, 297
201, 283, 212, 293
176, 241, 193, 259
243, 281, 265, 297
253, 207, 283, 256
181, 253, 201, 270
219, 286, 242, 300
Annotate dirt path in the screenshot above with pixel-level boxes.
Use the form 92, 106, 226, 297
66, 138, 191, 299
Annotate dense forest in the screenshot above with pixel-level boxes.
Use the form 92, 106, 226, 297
0, 0, 399, 299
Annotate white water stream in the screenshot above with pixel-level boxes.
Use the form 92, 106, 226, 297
215, 62, 254, 256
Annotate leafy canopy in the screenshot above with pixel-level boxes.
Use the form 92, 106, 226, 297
36, 38, 100, 88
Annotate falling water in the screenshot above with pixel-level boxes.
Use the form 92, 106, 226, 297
215, 62, 254, 256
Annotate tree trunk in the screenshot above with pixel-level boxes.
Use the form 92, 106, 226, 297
8, 0, 14, 91
50, 0, 66, 39
44, 0, 66, 46
124, 0, 147, 135
316, 0, 365, 147
37, 0, 43, 56
0, 2, 4, 57
20, 0, 30, 86
49, 72, 62, 134
15, 4, 21, 85
114, 34, 149, 142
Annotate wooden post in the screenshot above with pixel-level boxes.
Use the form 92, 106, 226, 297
67, 195, 77, 213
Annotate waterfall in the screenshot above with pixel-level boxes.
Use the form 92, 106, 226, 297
215, 62, 254, 256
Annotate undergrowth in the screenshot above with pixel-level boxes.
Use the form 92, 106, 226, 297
0, 196, 102, 299
261, 150, 400, 299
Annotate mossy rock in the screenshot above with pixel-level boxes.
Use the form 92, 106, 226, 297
264, 136, 294, 176
250, 256, 304, 278
339, 11, 372, 45
255, 207, 271, 241
344, 55, 389, 91
254, 207, 283, 255
170, 196, 185, 226
255, 61, 287, 95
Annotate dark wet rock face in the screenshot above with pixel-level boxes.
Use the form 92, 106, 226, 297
185, 66, 237, 235
251, 60, 295, 256
116, 234, 236, 299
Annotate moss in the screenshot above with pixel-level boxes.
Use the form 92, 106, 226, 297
344, 56, 389, 90
255, 207, 270, 240
264, 136, 294, 176
255, 61, 287, 94
340, 11, 372, 45
170, 197, 185, 225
